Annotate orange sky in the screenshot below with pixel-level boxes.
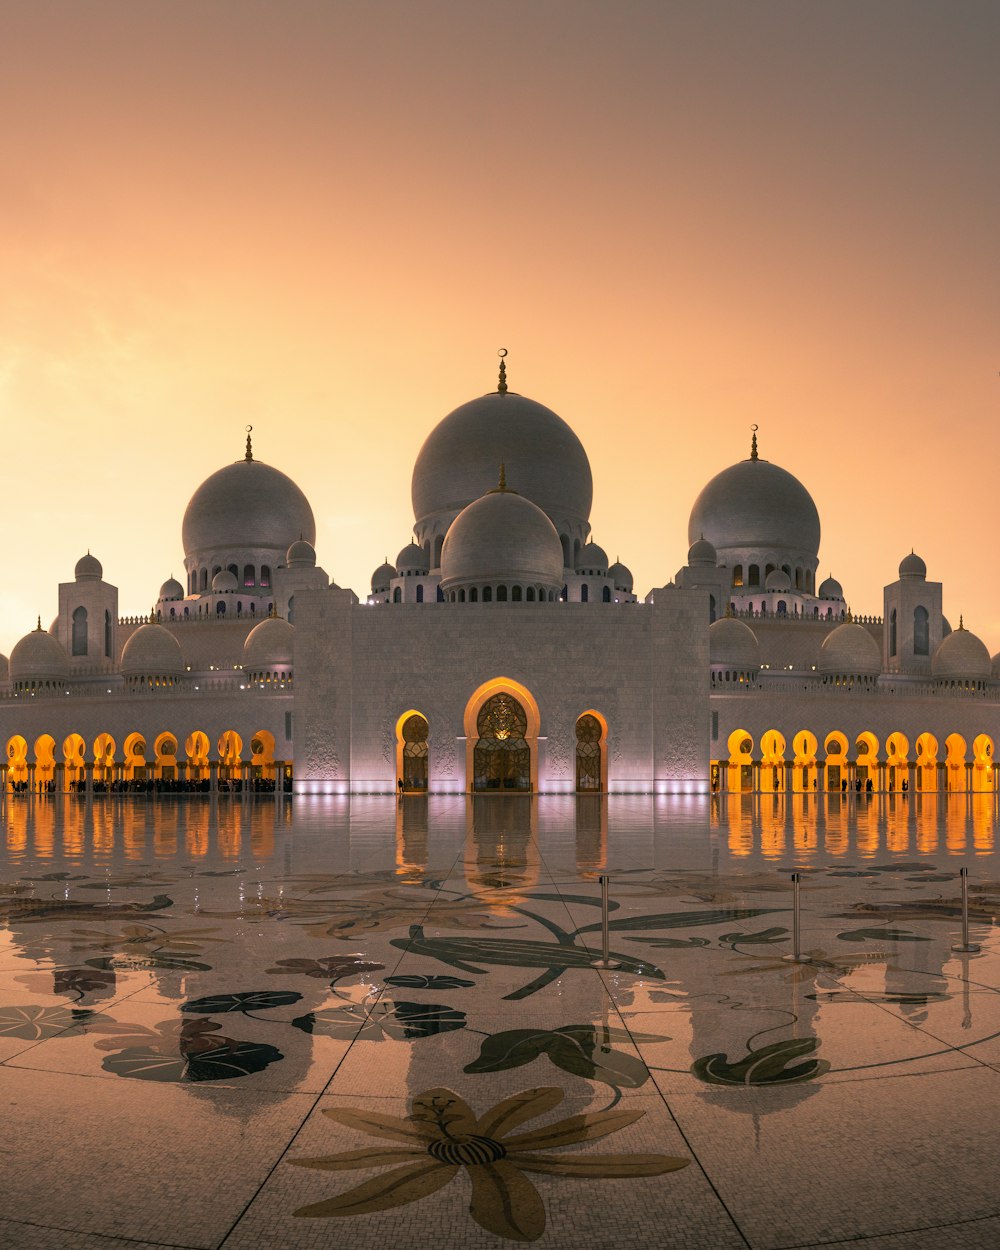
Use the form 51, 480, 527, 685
1, 2, 997, 655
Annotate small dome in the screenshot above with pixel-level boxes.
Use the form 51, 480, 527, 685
689, 455, 821, 557
396, 543, 429, 575
10, 626, 71, 683
608, 561, 633, 593
371, 560, 396, 594
899, 551, 926, 579
709, 617, 760, 669
75, 552, 103, 580
765, 569, 792, 591
159, 576, 185, 602
818, 622, 881, 677
120, 624, 184, 677
932, 625, 991, 681
212, 570, 238, 593
182, 457, 316, 558
991, 651, 1000, 681
576, 542, 608, 574
440, 487, 563, 591
244, 617, 294, 674
0, 653, 8, 683
818, 574, 843, 600
688, 537, 717, 565
286, 539, 316, 568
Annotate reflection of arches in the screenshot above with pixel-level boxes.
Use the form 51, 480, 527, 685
575, 711, 607, 792
185, 731, 210, 782
972, 734, 995, 794
395, 711, 429, 792
945, 733, 967, 792
792, 730, 818, 793
62, 733, 86, 790
251, 730, 276, 782
727, 729, 754, 793
885, 733, 909, 791
34, 734, 56, 790
154, 732, 178, 781
824, 731, 848, 791
217, 730, 243, 782
464, 678, 540, 793
915, 732, 938, 793
6, 735, 28, 789
123, 733, 147, 782
759, 729, 786, 793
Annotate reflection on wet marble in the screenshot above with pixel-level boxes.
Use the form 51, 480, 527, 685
3, 791, 1000, 1248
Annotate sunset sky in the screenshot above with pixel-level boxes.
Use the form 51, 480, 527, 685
1, 2, 997, 655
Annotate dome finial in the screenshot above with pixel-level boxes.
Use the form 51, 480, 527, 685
35, 615, 42, 632
846, 605, 853, 623
750, 423, 759, 461
497, 348, 508, 394
959, 614, 965, 630
244, 424, 254, 463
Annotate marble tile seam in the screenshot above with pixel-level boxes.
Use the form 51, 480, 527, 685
771, 1205, 1000, 1250
0, 1211, 206, 1250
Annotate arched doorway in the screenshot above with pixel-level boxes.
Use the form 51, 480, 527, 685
575, 712, 606, 792
463, 679, 540, 793
824, 731, 848, 792
250, 730, 277, 784
218, 730, 243, 787
760, 729, 786, 793
396, 712, 429, 792
885, 733, 910, 792
34, 735, 57, 792
792, 730, 818, 793
945, 733, 967, 792
154, 733, 178, 782
63, 733, 86, 791
93, 733, 116, 789
972, 734, 995, 793
854, 732, 880, 791
123, 733, 147, 783
473, 693, 531, 791
185, 731, 210, 785
6, 735, 28, 791
915, 733, 938, 792
727, 730, 754, 793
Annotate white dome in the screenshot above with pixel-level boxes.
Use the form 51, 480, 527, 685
818, 574, 843, 599
899, 551, 927, 579
709, 617, 760, 669
440, 487, 564, 591
286, 539, 316, 568
159, 576, 184, 602
75, 552, 103, 580
765, 569, 792, 591
182, 457, 315, 558
212, 570, 238, 593
396, 543, 429, 575
120, 624, 184, 677
991, 651, 1000, 681
932, 626, 991, 680
689, 455, 820, 557
608, 560, 633, 592
244, 617, 294, 673
576, 542, 608, 574
10, 626, 71, 683
412, 390, 593, 533
371, 560, 396, 594
818, 623, 881, 677
688, 537, 717, 565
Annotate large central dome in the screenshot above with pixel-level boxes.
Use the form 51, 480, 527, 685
688, 456, 821, 557
412, 391, 593, 535
182, 458, 316, 558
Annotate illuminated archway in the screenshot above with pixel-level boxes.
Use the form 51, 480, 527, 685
823, 731, 849, 792
854, 731, 880, 790
218, 730, 243, 783
250, 730, 277, 783
186, 731, 210, 783
62, 733, 86, 791
6, 735, 28, 790
92, 733, 116, 787
915, 732, 938, 793
576, 710, 608, 792
123, 733, 147, 782
727, 729, 754, 794
792, 730, 818, 793
395, 711, 429, 793
33, 735, 56, 791
972, 734, 995, 794
154, 732, 178, 782
945, 733, 967, 793
464, 678, 541, 793
759, 729, 786, 793
885, 732, 910, 792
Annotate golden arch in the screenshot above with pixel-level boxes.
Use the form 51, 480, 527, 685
62, 733, 86, 791
792, 730, 818, 793
154, 732, 179, 781
185, 730, 210, 782
759, 730, 786, 793
123, 732, 147, 782
218, 730, 243, 783
727, 729, 754, 793
915, 732, 939, 793
945, 733, 967, 792
6, 735, 28, 790
972, 734, 995, 794
885, 732, 909, 792
251, 730, 277, 783
823, 731, 849, 792
395, 710, 429, 793
575, 709, 608, 793
34, 734, 57, 791
93, 733, 116, 786
464, 677, 541, 794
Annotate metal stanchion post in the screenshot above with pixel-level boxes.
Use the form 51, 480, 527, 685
783, 871, 811, 963
592, 874, 622, 969
952, 867, 981, 953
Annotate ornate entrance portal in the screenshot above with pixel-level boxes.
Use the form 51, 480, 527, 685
473, 693, 531, 791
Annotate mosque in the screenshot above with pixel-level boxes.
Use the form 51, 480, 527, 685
2, 356, 998, 797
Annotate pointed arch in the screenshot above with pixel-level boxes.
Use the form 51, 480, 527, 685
792, 730, 818, 793
972, 734, 995, 794
395, 710, 429, 792
760, 729, 786, 793
464, 677, 541, 793
576, 709, 608, 792
945, 733, 967, 792
915, 732, 938, 792
727, 729, 754, 793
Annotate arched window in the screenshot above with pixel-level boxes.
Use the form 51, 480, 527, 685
732, 564, 743, 587
890, 608, 897, 656
72, 606, 88, 656
474, 693, 530, 791
433, 535, 444, 567
458, 589, 465, 602
483, 586, 493, 603
243, 564, 255, 588
561, 534, 572, 567
260, 565, 271, 588
104, 609, 113, 657
765, 564, 775, 579
227, 564, 239, 581
777, 600, 787, 616
416, 584, 424, 603
469, 588, 478, 603
581, 583, 589, 603
213, 566, 222, 580
497, 585, 508, 602
392, 587, 401, 603
914, 606, 929, 655
216, 601, 226, 615
436, 586, 445, 602
526, 587, 535, 602
795, 567, 803, 589
400, 713, 429, 791
709, 593, 716, 622
512, 586, 523, 602
576, 713, 603, 791
748, 564, 760, 587
603, 586, 612, 603
200, 568, 208, 592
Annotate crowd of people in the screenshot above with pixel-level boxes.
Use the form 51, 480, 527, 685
10, 775, 289, 796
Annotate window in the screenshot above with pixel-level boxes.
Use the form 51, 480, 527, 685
436, 586, 445, 603
260, 565, 271, 588
72, 606, 88, 656
243, 564, 255, 588
748, 564, 760, 587
889, 608, 897, 656
732, 564, 743, 587
526, 587, 535, 602
470, 588, 478, 603
483, 586, 493, 603
603, 586, 612, 603
200, 568, 208, 592
416, 584, 424, 603
914, 606, 929, 655
104, 609, 113, 657
512, 586, 522, 602
575, 713, 603, 791
709, 593, 716, 622
228, 564, 239, 581
392, 587, 401, 603
581, 584, 589, 603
